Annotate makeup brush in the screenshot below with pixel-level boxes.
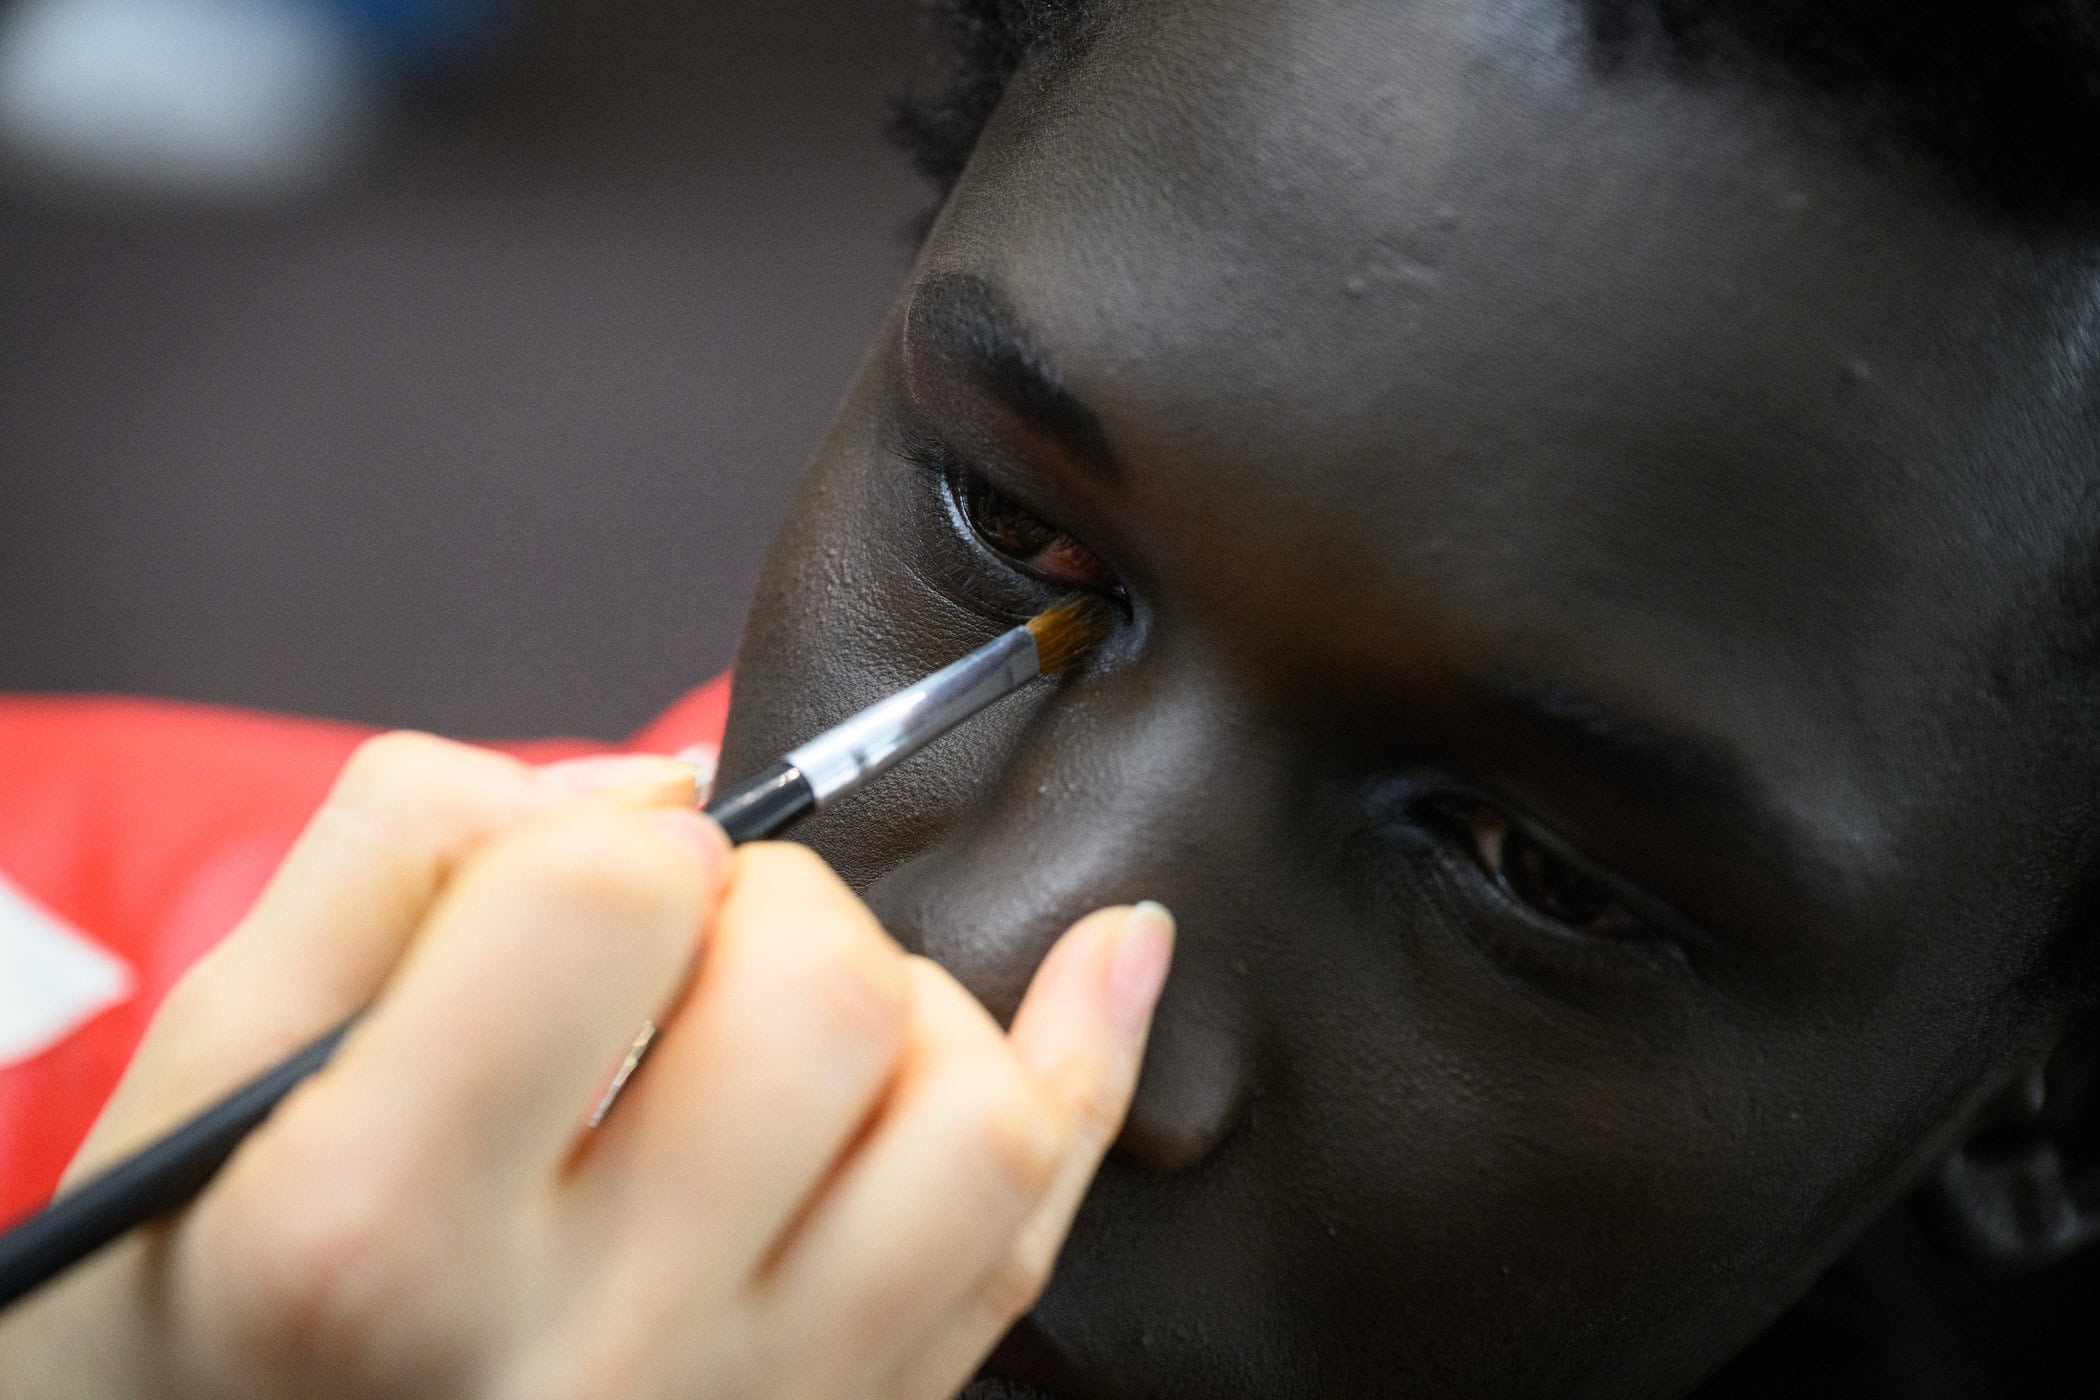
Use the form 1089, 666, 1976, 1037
0, 596, 1113, 1311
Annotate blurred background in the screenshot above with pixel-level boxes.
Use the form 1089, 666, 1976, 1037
6, 5, 2100, 1390
0, 0, 926, 739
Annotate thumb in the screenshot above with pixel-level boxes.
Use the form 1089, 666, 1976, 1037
876, 902, 1174, 1400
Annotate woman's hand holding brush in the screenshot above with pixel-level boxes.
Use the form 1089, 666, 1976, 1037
0, 733, 1173, 1399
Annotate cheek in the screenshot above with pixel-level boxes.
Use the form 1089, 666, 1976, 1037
1255, 909, 1911, 1392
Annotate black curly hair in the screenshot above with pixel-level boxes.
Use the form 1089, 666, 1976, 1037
889, 0, 1088, 193
892, 0, 2100, 221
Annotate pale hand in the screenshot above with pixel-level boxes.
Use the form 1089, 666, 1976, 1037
0, 734, 1171, 1400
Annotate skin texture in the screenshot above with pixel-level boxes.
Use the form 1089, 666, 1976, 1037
720, 0, 2100, 1394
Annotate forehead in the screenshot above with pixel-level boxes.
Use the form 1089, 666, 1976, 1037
926, 0, 2100, 871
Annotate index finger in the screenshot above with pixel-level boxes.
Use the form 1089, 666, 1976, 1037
80, 740, 694, 1170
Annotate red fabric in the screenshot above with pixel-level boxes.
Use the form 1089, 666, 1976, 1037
0, 676, 732, 1225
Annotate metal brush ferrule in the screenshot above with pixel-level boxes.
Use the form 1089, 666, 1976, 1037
785, 625, 1039, 806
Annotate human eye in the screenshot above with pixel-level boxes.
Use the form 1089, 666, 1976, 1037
1412, 792, 1695, 984
908, 435, 1124, 596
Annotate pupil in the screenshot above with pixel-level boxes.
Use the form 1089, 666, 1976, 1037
962, 476, 1060, 560
1507, 831, 1613, 927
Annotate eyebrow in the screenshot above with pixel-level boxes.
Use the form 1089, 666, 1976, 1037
1483, 675, 1840, 896
904, 272, 1124, 487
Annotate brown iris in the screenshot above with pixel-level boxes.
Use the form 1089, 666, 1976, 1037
953, 471, 1121, 593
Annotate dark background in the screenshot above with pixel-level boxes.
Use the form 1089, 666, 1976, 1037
0, 0, 926, 740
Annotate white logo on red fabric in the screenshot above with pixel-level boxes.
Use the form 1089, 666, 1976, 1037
0, 870, 133, 1067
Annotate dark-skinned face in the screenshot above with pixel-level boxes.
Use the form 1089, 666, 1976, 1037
717, 0, 2100, 1394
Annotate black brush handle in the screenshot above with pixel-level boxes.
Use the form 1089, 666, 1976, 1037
706, 761, 813, 844
0, 760, 816, 1312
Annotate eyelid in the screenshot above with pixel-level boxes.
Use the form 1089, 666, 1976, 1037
904, 423, 1078, 534
891, 380, 1122, 534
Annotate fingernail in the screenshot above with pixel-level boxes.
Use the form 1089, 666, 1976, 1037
1108, 901, 1176, 1034
670, 744, 720, 804
654, 807, 732, 864
539, 754, 699, 802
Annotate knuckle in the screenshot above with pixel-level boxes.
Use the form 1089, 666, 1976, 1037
960, 1067, 1065, 1205
329, 732, 529, 848
794, 937, 909, 1048
209, 1142, 438, 1375
724, 846, 909, 1036
508, 1327, 652, 1400
500, 811, 690, 922
734, 841, 848, 901
979, 1243, 1055, 1323
1057, 1055, 1134, 1146
335, 730, 459, 807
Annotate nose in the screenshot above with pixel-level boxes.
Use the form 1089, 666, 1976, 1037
857, 661, 1262, 1175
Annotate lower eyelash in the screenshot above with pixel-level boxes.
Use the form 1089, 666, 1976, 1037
1432, 849, 1660, 994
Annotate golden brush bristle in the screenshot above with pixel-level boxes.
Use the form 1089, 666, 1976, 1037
1027, 596, 1115, 674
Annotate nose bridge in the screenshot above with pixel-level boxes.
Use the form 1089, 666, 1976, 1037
871, 662, 1235, 999
863, 657, 1266, 1173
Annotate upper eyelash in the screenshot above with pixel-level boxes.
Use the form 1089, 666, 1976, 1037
1448, 800, 1641, 930
1415, 792, 1700, 962
898, 430, 962, 477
